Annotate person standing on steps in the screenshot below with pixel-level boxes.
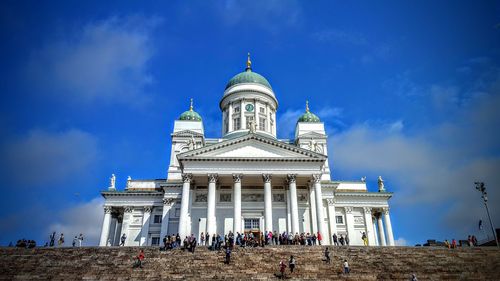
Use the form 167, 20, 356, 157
339, 234, 345, 246
78, 233, 84, 247
361, 232, 368, 246
317, 231, 322, 245
345, 235, 350, 246
225, 246, 231, 264
289, 255, 296, 273
332, 233, 338, 246
120, 233, 127, 246
324, 247, 331, 264
58, 233, 64, 247
49, 232, 56, 247
200, 232, 205, 246
343, 259, 350, 275
72, 236, 78, 247
411, 273, 418, 281
205, 232, 210, 246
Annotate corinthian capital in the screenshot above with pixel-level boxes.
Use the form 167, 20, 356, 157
262, 174, 272, 183
104, 206, 112, 214
287, 174, 297, 183
208, 173, 218, 183
344, 206, 353, 214
312, 174, 321, 183
123, 206, 133, 213
232, 174, 243, 183
181, 173, 193, 183
326, 198, 335, 206
363, 207, 372, 214
163, 198, 174, 205
144, 206, 153, 213
382, 207, 390, 215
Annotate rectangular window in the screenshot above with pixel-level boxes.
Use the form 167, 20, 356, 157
336, 215, 344, 224
153, 215, 162, 224
259, 107, 265, 113
234, 106, 240, 113
233, 118, 240, 130
244, 218, 260, 230
151, 237, 160, 246
259, 117, 266, 131
174, 208, 180, 217
273, 193, 285, 202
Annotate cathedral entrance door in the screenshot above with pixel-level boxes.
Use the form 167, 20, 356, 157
244, 218, 261, 238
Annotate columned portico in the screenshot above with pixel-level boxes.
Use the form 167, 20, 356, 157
207, 173, 218, 236
287, 174, 300, 234
178, 173, 192, 239
313, 174, 327, 244
383, 207, 395, 246
233, 174, 242, 234
263, 174, 273, 232
140, 206, 152, 246
99, 206, 112, 246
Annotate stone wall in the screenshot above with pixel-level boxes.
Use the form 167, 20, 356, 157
0, 246, 499, 280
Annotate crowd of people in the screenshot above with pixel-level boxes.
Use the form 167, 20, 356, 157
443, 235, 478, 249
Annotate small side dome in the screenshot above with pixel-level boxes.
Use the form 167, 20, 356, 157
179, 98, 202, 121
298, 101, 321, 123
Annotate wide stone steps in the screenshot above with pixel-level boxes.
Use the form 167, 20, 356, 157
0, 246, 499, 280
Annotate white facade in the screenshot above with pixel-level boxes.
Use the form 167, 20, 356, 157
99, 59, 395, 247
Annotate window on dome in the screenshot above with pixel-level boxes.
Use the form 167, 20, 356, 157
234, 106, 240, 113
233, 118, 240, 130
259, 117, 266, 131
259, 107, 265, 114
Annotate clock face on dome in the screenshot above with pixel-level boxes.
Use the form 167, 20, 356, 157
245, 104, 254, 112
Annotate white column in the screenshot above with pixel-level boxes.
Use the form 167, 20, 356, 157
377, 214, 387, 246
240, 99, 245, 130
286, 187, 292, 233
383, 207, 395, 246
309, 185, 318, 234
140, 206, 152, 246
233, 174, 242, 234
254, 99, 258, 130
373, 216, 379, 246
263, 174, 273, 232
160, 198, 174, 239
120, 206, 133, 246
313, 174, 327, 244
178, 173, 192, 240
206, 174, 218, 236
326, 199, 337, 244
99, 206, 112, 246
266, 104, 270, 133
287, 174, 300, 234
363, 207, 376, 246
344, 207, 355, 244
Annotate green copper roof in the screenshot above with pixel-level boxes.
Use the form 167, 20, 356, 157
225, 69, 272, 90
179, 99, 202, 121
298, 111, 321, 123
297, 101, 321, 123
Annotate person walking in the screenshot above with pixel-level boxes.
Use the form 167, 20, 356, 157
333, 233, 338, 246
49, 232, 56, 247
324, 247, 331, 264
343, 259, 350, 275
279, 259, 287, 279
133, 249, 145, 268
289, 255, 296, 273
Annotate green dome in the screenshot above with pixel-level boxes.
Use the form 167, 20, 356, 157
297, 101, 321, 123
179, 99, 202, 121
225, 69, 272, 90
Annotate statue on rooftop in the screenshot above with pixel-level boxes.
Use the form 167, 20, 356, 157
109, 174, 116, 190
378, 176, 386, 192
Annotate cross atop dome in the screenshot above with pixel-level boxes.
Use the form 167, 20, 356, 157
246, 52, 252, 71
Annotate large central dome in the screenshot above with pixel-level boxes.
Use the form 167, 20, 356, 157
225, 68, 272, 90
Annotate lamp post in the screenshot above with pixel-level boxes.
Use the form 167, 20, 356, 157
474, 182, 499, 247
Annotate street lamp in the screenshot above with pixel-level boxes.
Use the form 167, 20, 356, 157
474, 182, 499, 247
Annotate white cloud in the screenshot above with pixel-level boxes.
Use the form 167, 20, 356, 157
47, 197, 104, 246
27, 16, 161, 104
329, 92, 500, 236
395, 237, 408, 246
1, 129, 98, 187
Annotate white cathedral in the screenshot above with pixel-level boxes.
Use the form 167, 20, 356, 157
99, 55, 395, 247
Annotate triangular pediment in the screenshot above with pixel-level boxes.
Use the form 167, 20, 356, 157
178, 133, 326, 161
297, 131, 327, 139
171, 130, 204, 137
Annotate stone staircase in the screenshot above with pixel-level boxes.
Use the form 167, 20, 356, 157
0, 246, 499, 280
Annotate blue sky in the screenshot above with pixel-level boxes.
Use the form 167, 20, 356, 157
0, 1, 499, 246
